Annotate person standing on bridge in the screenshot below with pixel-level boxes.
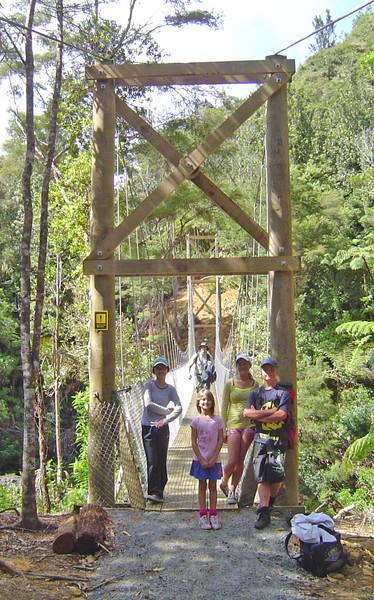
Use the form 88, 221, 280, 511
142, 357, 182, 504
243, 357, 291, 529
190, 389, 224, 530
220, 353, 259, 505
188, 341, 215, 391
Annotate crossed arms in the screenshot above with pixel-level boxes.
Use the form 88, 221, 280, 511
243, 405, 287, 423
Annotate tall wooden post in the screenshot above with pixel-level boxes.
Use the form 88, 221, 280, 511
88, 76, 116, 505
266, 62, 299, 507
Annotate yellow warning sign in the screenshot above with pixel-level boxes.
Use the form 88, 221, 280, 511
94, 310, 108, 331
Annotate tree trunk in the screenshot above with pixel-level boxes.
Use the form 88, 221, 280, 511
54, 252, 63, 484
36, 383, 51, 513
33, 0, 64, 504
19, 0, 64, 529
19, 0, 40, 530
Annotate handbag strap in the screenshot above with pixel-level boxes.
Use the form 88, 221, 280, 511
284, 531, 297, 558
316, 523, 335, 535
316, 523, 339, 542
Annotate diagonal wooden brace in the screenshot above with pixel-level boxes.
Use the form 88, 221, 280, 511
87, 73, 289, 261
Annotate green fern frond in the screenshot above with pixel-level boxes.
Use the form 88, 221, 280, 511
336, 321, 374, 338
344, 429, 374, 464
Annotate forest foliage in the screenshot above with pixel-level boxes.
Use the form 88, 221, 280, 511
0, 1, 373, 514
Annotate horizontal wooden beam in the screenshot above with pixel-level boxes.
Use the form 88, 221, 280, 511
83, 256, 301, 277
86, 59, 295, 86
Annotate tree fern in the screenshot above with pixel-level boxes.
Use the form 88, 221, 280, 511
343, 427, 374, 467
336, 321, 374, 338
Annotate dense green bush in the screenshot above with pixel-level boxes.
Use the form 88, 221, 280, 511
335, 387, 374, 442
336, 465, 374, 511
0, 478, 22, 510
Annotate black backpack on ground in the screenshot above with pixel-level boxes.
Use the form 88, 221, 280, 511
285, 523, 347, 577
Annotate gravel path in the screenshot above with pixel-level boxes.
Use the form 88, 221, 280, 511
86, 507, 307, 600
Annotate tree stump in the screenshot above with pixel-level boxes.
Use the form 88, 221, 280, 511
52, 514, 79, 554
52, 503, 113, 555
75, 503, 113, 555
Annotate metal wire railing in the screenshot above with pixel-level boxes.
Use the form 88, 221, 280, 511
88, 396, 146, 508
89, 358, 194, 508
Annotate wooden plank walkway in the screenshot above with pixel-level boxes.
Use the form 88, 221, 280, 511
146, 392, 237, 512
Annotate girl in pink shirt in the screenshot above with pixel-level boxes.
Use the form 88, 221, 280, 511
190, 390, 224, 530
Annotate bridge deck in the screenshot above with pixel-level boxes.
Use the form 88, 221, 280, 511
146, 394, 237, 512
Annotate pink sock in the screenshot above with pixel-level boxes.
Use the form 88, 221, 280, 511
199, 509, 208, 517
209, 509, 217, 516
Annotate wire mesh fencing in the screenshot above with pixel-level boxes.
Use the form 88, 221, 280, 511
88, 388, 146, 509
88, 362, 194, 509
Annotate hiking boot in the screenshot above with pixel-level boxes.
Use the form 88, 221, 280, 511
209, 515, 221, 530
199, 514, 212, 530
220, 482, 229, 497
254, 506, 271, 529
227, 490, 237, 505
269, 496, 276, 512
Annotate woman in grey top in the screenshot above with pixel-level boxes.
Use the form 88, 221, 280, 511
142, 357, 182, 503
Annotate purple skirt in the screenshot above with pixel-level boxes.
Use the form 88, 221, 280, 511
190, 460, 222, 480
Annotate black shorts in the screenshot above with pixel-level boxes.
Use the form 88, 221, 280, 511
253, 440, 286, 483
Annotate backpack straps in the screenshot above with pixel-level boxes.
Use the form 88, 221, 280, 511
195, 351, 212, 364
284, 531, 300, 559
251, 387, 260, 405
253, 386, 282, 407
273, 388, 284, 408
316, 523, 338, 539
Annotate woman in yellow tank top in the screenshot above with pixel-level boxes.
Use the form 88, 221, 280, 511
220, 353, 258, 504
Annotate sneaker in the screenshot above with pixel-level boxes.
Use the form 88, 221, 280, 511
220, 482, 229, 497
254, 506, 271, 529
146, 494, 163, 504
227, 490, 237, 505
209, 515, 221, 530
199, 514, 212, 530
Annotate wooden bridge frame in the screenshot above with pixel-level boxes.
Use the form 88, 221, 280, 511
84, 58, 300, 507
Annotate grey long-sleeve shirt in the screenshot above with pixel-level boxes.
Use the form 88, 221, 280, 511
141, 380, 182, 426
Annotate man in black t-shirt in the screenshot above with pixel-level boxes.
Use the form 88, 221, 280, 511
243, 357, 291, 529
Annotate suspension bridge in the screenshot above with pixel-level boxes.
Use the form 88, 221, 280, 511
83, 58, 300, 512
86, 268, 298, 513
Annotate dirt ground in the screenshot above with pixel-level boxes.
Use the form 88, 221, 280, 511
0, 507, 373, 600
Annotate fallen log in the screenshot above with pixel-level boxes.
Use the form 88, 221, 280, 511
0, 558, 24, 576
52, 513, 79, 554
75, 503, 113, 555
333, 503, 355, 521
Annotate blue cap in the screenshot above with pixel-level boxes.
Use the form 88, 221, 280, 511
260, 357, 278, 368
236, 352, 251, 363
152, 357, 169, 370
